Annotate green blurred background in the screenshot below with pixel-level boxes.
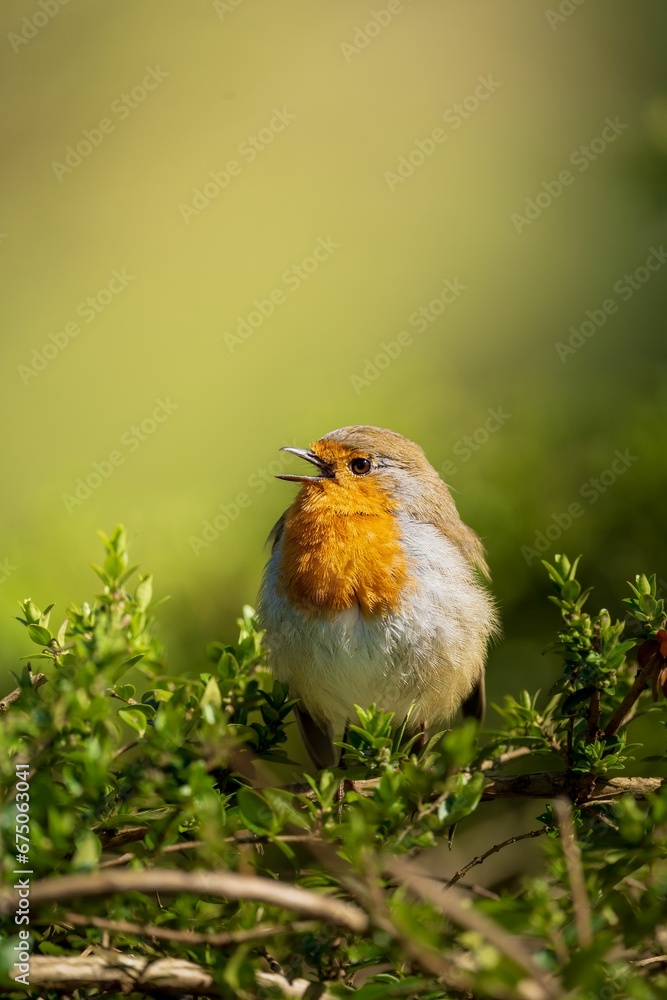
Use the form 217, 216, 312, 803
2, 0, 666, 745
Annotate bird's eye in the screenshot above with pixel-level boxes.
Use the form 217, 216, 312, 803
349, 457, 372, 476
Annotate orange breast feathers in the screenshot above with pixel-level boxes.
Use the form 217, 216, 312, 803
278, 476, 410, 616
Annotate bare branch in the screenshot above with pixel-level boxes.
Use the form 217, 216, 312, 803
603, 654, 659, 738
63, 910, 317, 947
634, 954, 667, 968
445, 826, 551, 888
482, 773, 664, 803
479, 746, 533, 771
0, 668, 47, 712
0, 868, 368, 934
385, 858, 561, 1000
341, 772, 664, 804
553, 798, 592, 950
99, 832, 320, 867
94, 772, 664, 859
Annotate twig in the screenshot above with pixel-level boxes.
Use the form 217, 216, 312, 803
479, 746, 533, 771
106, 686, 139, 705
385, 858, 560, 1000
0, 668, 48, 712
462, 883, 501, 901
112, 738, 140, 759
603, 654, 659, 738
99, 832, 320, 867
298, 822, 475, 994
445, 826, 551, 888
634, 954, 667, 968
94, 773, 665, 856
482, 773, 664, 803
342, 853, 474, 994
287, 772, 664, 803
98, 824, 151, 848
553, 798, 592, 949
63, 910, 317, 947
0, 868, 368, 934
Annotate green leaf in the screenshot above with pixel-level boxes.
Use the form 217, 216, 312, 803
90, 563, 110, 586
104, 550, 124, 581
201, 676, 222, 711
236, 787, 274, 834
56, 617, 69, 648
118, 708, 149, 736
134, 574, 153, 611
114, 684, 136, 701
27, 623, 52, 646
71, 831, 101, 871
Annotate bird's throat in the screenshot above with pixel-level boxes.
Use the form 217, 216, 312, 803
279, 491, 410, 616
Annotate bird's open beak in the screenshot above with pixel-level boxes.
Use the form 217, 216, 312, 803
275, 447, 334, 483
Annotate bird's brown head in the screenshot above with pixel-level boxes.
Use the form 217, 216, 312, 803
276, 425, 488, 579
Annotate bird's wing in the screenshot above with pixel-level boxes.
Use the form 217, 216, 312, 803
461, 671, 486, 722
295, 704, 337, 770
266, 512, 286, 550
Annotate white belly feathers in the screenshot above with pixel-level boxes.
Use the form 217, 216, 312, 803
258, 516, 493, 733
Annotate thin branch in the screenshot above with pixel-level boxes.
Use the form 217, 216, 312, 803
106, 686, 139, 705
94, 773, 665, 858
299, 824, 475, 995
482, 773, 664, 803
112, 738, 140, 759
553, 798, 592, 950
63, 910, 317, 947
287, 772, 663, 804
462, 883, 502, 901
99, 832, 320, 867
342, 853, 474, 994
479, 746, 533, 771
98, 824, 150, 849
634, 954, 667, 968
445, 826, 551, 888
603, 654, 659, 738
0, 868, 368, 934
385, 858, 560, 1000
100, 851, 140, 869
0, 668, 47, 712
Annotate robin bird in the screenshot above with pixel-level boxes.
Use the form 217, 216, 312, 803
257, 426, 498, 770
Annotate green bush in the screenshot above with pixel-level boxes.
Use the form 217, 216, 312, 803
0, 528, 666, 999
